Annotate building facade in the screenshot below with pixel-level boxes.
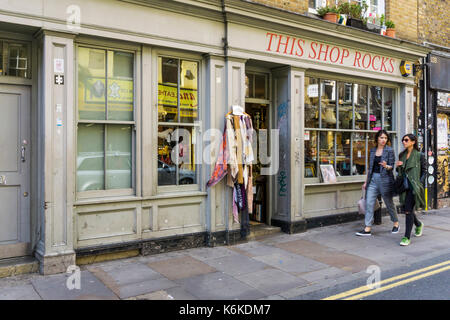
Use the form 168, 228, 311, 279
0, 0, 430, 274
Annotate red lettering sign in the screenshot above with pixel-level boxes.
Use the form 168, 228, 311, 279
265, 32, 396, 75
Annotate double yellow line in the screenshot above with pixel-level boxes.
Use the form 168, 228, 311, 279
323, 260, 450, 300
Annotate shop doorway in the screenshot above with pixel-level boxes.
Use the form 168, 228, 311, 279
245, 70, 272, 226
0, 85, 31, 259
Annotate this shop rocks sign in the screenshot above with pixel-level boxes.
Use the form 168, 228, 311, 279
265, 32, 399, 75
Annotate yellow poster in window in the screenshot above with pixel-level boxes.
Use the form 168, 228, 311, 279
78, 77, 134, 113
158, 84, 198, 119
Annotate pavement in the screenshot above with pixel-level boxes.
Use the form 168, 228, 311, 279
0, 207, 449, 300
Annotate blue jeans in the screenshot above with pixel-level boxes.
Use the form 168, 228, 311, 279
365, 173, 398, 227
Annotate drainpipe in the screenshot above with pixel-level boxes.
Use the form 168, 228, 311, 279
221, 0, 230, 245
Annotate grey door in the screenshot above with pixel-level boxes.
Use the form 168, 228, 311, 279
0, 85, 31, 259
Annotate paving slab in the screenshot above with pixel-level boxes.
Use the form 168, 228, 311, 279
232, 241, 291, 257
31, 271, 118, 300
203, 253, 270, 276
253, 252, 329, 274
147, 256, 217, 280
275, 239, 377, 273
175, 272, 265, 300
296, 267, 351, 283
88, 263, 177, 299
185, 246, 239, 261
235, 268, 309, 295
0, 284, 41, 300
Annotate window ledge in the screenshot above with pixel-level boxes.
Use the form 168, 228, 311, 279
74, 191, 208, 206
304, 180, 365, 187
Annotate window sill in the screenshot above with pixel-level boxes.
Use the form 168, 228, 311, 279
304, 179, 365, 187
74, 191, 208, 206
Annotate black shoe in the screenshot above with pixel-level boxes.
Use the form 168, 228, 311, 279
392, 225, 400, 234
356, 229, 372, 236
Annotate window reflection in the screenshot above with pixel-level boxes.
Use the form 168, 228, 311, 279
352, 133, 366, 175
370, 86, 383, 131
336, 132, 351, 176
384, 88, 394, 131
321, 80, 337, 129
354, 83, 368, 130
338, 82, 353, 130
305, 77, 319, 128
305, 131, 317, 177
158, 126, 196, 186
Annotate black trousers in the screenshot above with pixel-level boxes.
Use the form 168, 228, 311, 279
404, 189, 421, 239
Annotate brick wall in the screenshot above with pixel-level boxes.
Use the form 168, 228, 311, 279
386, 0, 418, 42
245, 0, 449, 47
246, 0, 309, 13
418, 0, 450, 47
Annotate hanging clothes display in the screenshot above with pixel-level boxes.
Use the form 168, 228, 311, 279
207, 105, 254, 238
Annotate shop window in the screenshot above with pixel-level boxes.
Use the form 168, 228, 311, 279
76, 46, 135, 193
304, 77, 396, 179
246, 73, 268, 100
157, 57, 199, 186
0, 40, 30, 78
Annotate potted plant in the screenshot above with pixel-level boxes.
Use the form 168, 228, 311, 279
346, 1, 368, 29
385, 20, 396, 37
317, 5, 339, 23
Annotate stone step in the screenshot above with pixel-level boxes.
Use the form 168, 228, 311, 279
0, 256, 39, 279
247, 223, 282, 241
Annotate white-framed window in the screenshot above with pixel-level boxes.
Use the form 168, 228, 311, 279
304, 77, 396, 180
0, 39, 31, 78
76, 45, 136, 196
157, 55, 201, 187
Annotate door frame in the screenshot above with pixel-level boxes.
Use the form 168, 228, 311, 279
0, 30, 38, 260
0, 84, 32, 259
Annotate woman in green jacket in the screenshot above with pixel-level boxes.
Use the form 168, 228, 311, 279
395, 134, 426, 246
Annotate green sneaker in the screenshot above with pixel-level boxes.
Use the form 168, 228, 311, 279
400, 237, 410, 246
415, 222, 424, 237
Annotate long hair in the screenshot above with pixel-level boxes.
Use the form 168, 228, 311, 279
399, 133, 419, 158
374, 129, 390, 147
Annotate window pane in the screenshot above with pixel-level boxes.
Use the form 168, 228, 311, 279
305, 130, 318, 177
336, 132, 351, 176
319, 131, 334, 165
245, 74, 254, 98
254, 74, 266, 99
77, 124, 105, 191
78, 47, 106, 120
354, 83, 368, 130
106, 125, 132, 189
158, 126, 197, 185
8, 43, 28, 78
180, 60, 198, 123
158, 125, 176, 185
107, 51, 134, 121
0, 42, 3, 75
158, 57, 179, 122
305, 77, 319, 128
352, 132, 366, 175
370, 86, 382, 131
384, 88, 394, 131
321, 80, 337, 129
177, 126, 197, 185
338, 82, 353, 129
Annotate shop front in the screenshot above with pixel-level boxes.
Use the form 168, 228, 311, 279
0, 0, 430, 274
427, 52, 450, 208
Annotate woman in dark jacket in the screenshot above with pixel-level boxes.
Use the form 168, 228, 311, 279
356, 130, 399, 237
396, 134, 426, 246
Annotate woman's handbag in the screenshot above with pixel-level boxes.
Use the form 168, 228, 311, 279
394, 174, 409, 195
357, 186, 380, 215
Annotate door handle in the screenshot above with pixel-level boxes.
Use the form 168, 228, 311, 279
0, 175, 5, 185
21, 146, 26, 162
